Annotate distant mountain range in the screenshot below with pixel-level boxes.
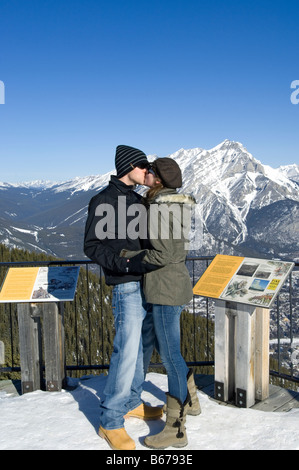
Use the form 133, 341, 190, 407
1, 140, 298, 261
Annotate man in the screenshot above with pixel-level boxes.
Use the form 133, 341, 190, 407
84, 145, 162, 451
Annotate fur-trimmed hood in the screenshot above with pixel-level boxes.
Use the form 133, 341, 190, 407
154, 192, 196, 205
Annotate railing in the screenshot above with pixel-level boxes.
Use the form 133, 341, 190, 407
0, 257, 298, 386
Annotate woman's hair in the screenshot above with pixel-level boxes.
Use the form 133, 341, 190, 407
144, 181, 164, 203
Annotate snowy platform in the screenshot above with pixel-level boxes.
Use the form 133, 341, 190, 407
193, 374, 299, 413
0, 373, 299, 450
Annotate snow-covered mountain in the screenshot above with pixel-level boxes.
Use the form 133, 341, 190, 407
278, 163, 299, 184
170, 140, 299, 258
0, 140, 298, 260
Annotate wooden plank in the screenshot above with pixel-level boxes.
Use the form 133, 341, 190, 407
42, 302, 66, 391
214, 300, 235, 402
252, 385, 299, 412
275, 395, 299, 412
194, 376, 299, 413
255, 307, 270, 401
195, 374, 299, 413
226, 302, 238, 399
0, 340, 4, 365
235, 303, 256, 407
17, 303, 42, 394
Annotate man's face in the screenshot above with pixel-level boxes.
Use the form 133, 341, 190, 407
127, 162, 149, 185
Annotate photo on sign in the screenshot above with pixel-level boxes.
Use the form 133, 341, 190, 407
254, 265, 272, 279
247, 292, 274, 307
31, 267, 79, 301
222, 279, 248, 299
32, 287, 51, 299
249, 279, 270, 292
236, 262, 259, 277
268, 261, 291, 277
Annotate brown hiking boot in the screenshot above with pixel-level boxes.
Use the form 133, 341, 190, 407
98, 426, 136, 450
125, 402, 163, 420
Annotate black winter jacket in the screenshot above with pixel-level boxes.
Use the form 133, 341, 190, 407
84, 176, 159, 285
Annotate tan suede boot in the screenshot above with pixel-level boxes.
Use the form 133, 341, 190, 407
144, 393, 189, 449
163, 369, 201, 416
98, 426, 136, 450
125, 402, 163, 420
186, 369, 201, 416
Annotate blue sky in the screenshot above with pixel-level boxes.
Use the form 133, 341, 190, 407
0, 0, 298, 182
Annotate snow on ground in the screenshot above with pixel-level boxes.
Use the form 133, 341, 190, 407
0, 372, 299, 451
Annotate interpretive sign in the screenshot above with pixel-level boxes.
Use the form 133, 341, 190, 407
193, 254, 294, 308
0, 266, 80, 303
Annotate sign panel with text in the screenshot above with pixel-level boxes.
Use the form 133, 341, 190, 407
0, 266, 80, 303
193, 255, 294, 308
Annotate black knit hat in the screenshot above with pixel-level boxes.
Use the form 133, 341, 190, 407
151, 157, 182, 188
115, 145, 149, 178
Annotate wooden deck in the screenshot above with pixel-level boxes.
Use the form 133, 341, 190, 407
194, 374, 299, 413
1, 375, 299, 413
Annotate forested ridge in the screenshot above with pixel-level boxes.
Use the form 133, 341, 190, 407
0, 244, 214, 379
1, 244, 291, 390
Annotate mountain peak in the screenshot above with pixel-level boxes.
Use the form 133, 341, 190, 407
0, 140, 298, 260
210, 139, 246, 151
278, 163, 299, 183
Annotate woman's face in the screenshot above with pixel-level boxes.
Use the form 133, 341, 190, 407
145, 169, 159, 188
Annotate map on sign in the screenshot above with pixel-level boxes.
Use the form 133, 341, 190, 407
193, 255, 294, 308
0, 266, 80, 303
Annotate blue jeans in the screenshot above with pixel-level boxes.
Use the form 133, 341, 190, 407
100, 281, 149, 430
145, 304, 189, 403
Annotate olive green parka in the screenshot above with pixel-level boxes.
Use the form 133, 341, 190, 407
122, 187, 196, 306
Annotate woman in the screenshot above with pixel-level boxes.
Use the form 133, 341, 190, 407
121, 157, 200, 449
